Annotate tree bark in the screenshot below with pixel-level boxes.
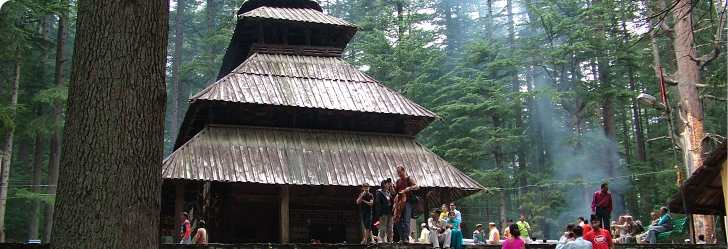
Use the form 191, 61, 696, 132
28, 110, 45, 240
206, 0, 215, 87
671, 0, 713, 241
44, 2, 69, 241
508, 0, 527, 194
171, 0, 185, 143
30, 13, 54, 241
493, 115, 507, 230
0, 46, 22, 242
50, 0, 168, 246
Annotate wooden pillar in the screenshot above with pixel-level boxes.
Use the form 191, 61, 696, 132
280, 185, 290, 243
174, 181, 186, 243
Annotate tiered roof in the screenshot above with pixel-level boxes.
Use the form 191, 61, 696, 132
165, 0, 486, 215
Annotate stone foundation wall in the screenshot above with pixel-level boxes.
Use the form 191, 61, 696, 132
0, 243, 724, 249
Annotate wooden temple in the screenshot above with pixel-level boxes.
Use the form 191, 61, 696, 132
160, 0, 486, 244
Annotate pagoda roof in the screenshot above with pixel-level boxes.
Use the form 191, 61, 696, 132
240, 6, 357, 28
163, 125, 486, 215
193, 53, 439, 119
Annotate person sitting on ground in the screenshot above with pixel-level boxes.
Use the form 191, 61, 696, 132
557, 223, 577, 249
620, 216, 639, 244
428, 208, 452, 249
446, 211, 463, 249
502, 223, 525, 249
419, 223, 431, 244
440, 204, 450, 220
473, 224, 486, 244
488, 222, 501, 245
610, 216, 626, 241
642, 207, 672, 244
563, 226, 592, 249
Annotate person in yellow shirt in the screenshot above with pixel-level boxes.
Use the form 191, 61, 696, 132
439, 204, 449, 220
503, 219, 513, 239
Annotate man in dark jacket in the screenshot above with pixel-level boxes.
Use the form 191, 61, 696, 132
375, 178, 394, 243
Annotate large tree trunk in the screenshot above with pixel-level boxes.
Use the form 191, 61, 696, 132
44, 3, 69, 241
493, 115, 507, 229
671, 0, 713, 241
508, 0, 527, 194
0, 46, 22, 242
171, 0, 185, 144
30, 13, 54, 241
206, 0, 215, 87
28, 111, 45, 240
50, 0, 169, 246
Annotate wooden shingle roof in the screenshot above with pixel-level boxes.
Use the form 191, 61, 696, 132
240, 7, 357, 28
193, 53, 439, 119
163, 125, 486, 215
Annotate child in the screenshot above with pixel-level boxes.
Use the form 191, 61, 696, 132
356, 183, 374, 244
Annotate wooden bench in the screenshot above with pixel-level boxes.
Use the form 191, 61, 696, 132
643, 217, 687, 243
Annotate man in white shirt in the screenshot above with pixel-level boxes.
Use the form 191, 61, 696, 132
449, 202, 462, 222
563, 226, 592, 249
418, 223, 430, 244
428, 209, 451, 249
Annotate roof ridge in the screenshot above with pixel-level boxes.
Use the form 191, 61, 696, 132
240, 6, 357, 28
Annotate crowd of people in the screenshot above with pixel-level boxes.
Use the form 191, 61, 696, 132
358, 180, 710, 248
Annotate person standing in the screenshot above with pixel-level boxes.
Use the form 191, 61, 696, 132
503, 219, 513, 239
516, 215, 531, 244
488, 222, 501, 244
193, 220, 207, 245
502, 223, 525, 249
180, 212, 191, 244
557, 223, 577, 249
357, 183, 375, 244
584, 214, 614, 249
591, 183, 613, 231
563, 226, 592, 249
375, 178, 394, 243
449, 202, 462, 222
394, 166, 419, 243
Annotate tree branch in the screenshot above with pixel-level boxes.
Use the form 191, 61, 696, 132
700, 94, 727, 101
647, 136, 671, 142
